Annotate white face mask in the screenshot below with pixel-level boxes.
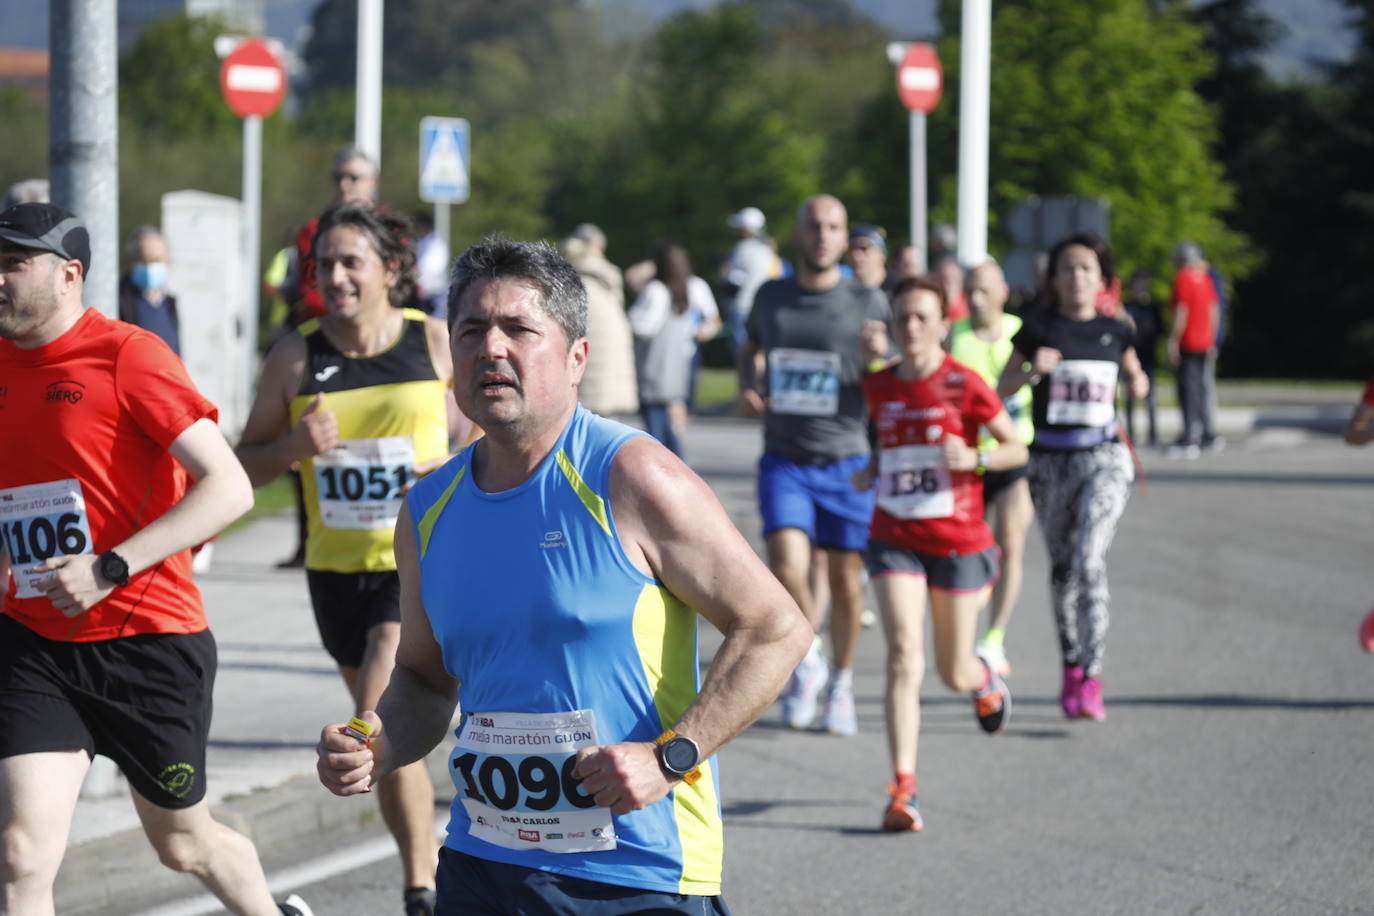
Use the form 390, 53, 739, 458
131, 261, 168, 291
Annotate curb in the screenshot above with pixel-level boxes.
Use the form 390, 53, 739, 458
56, 747, 455, 915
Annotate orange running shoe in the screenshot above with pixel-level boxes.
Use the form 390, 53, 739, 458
972, 650, 1011, 734
881, 785, 923, 833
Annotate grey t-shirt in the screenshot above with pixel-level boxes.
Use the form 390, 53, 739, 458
747, 277, 890, 461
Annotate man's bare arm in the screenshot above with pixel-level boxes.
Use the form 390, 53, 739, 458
234, 333, 334, 487
317, 501, 458, 795
572, 438, 810, 814
34, 419, 253, 615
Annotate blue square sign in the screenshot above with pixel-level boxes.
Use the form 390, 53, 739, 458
420, 117, 470, 204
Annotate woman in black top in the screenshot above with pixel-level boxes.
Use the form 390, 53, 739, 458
997, 232, 1149, 722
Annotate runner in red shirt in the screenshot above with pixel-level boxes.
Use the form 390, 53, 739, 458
1344, 376, 1374, 651
0, 203, 312, 916
854, 275, 1027, 834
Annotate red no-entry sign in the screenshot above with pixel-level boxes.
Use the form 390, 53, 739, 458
220, 39, 286, 119
896, 43, 943, 114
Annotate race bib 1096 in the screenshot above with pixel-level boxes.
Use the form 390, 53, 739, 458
452, 709, 616, 855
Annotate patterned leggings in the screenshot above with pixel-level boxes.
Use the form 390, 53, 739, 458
1027, 442, 1133, 677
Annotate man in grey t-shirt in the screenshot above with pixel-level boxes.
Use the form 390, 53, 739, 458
738, 194, 889, 736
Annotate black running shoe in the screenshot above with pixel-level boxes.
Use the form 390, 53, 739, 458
278, 894, 314, 916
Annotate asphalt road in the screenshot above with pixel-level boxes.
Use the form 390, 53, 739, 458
131, 422, 1374, 915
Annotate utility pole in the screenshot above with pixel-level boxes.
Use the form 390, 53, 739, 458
956, 0, 992, 268
49, 0, 118, 317
355, 0, 383, 167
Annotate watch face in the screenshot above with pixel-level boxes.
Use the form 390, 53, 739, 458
662, 737, 699, 773
101, 552, 128, 583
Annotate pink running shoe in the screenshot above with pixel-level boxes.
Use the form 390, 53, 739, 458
1079, 676, 1106, 721
1360, 607, 1374, 653
1060, 666, 1085, 719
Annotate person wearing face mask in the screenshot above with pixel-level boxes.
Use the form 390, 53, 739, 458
118, 226, 180, 356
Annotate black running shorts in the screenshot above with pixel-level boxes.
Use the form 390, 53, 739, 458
981, 463, 1029, 506
305, 569, 401, 668
0, 614, 216, 809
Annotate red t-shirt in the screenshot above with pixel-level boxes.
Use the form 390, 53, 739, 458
946, 290, 969, 323
0, 308, 217, 641
862, 355, 1000, 556
292, 215, 327, 321
1172, 266, 1217, 353
1363, 376, 1374, 409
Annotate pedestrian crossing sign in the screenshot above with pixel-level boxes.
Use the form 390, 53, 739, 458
419, 117, 470, 204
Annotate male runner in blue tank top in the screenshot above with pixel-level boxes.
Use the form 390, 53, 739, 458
315, 238, 811, 914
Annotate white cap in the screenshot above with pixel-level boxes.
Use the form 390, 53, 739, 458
727, 206, 765, 233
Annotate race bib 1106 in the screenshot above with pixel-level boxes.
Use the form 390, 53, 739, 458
313, 437, 415, 530
452, 709, 616, 855
0, 479, 94, 598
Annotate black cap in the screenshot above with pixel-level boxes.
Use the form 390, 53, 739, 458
0, 202, 91, 276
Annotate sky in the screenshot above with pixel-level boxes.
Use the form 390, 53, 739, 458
0, 0, 1356, 79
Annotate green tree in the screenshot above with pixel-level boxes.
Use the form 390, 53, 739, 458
0, 89, 48, 196
905, 1, 1248, 292
119, 13, 244, 140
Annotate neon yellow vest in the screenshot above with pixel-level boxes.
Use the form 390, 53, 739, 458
948, 313, 1034, 450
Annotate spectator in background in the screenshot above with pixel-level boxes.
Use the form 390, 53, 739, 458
282, 146, 380, 325
412, 210, 450, 321
1202, 248, 1228, 452
118, 226, 180, 356
1, 178, 49, 210
1167, 241, 1222, 458
1122, 268, 1162, 447
722, 206, 775, 352
888, 242, 922, 294
934, 254, 969, 322
846, 223, 888, 291
563, 223, 639, 417
628, 240, 721, 457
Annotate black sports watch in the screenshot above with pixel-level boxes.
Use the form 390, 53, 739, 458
654, 730, 702, 785
97, 550, 130, 588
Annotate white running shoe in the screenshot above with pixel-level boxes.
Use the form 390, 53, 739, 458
781, 649, 828, 729
821, 680, 858, 736
279, 894, 314, 916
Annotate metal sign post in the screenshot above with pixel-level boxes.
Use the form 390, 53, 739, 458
419, 116, 471, 248
892, 42, 943, 273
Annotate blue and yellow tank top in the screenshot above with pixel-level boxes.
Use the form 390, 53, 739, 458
290, 309, 448, 573
405, 405, 724, 896
948, 313, 1034, 450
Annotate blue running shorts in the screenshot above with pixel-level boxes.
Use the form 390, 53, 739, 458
757, 452, 875, 552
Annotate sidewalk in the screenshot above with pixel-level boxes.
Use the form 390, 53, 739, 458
53, 390, 1350, 913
